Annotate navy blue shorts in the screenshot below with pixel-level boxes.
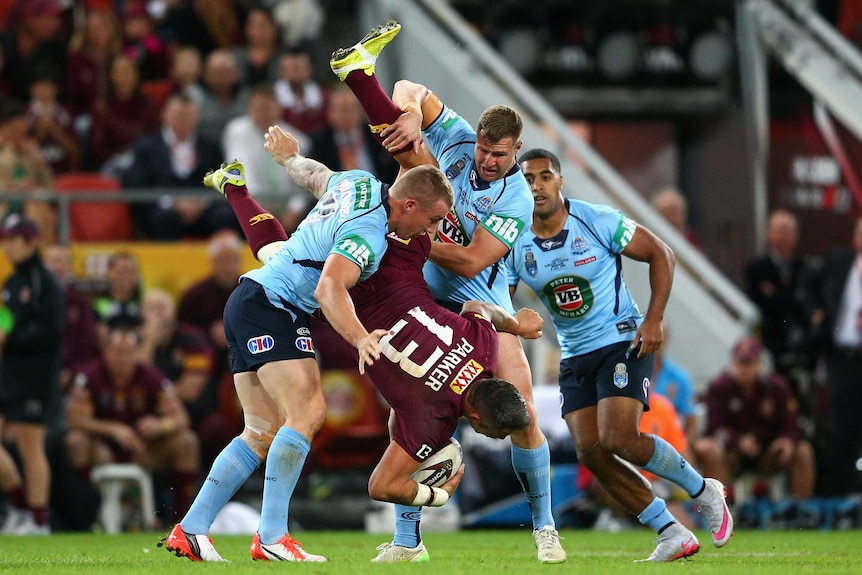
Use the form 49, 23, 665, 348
558, 341, 652, 416
224, 278, 316, 373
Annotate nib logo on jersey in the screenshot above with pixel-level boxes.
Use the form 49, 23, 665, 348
543, 276, 594, 318
335, 235, 374, 267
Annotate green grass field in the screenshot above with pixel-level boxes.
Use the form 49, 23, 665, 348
0, 529, 859, 574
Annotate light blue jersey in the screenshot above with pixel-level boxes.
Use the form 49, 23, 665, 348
422, 105, 533, 313
243, 170, 389, 314
508, 198, 643, 358
653, 356, 696, 419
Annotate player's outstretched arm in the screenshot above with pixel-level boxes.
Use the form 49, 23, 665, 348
461, 300, 543, 339
264, 125, 334, 199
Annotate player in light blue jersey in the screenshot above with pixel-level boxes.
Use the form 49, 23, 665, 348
508, 148, 734, 562
161, 125, 453, 563
328, 21, 565, 564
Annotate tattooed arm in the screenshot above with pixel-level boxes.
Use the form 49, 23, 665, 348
283, 155, 334, 200
264, 125, 334, 199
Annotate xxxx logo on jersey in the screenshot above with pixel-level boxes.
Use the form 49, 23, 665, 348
543, 276, 594, 318
435, 212, 466, 245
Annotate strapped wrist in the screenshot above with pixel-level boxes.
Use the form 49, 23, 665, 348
400, 101, 422, 116
410, 483, 450, 507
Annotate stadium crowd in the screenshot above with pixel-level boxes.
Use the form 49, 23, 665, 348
0, 0, 859, 544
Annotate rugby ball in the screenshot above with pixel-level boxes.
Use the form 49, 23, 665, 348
411, 438, 463, 488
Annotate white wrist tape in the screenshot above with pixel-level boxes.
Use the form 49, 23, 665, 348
410, 483, 450, 507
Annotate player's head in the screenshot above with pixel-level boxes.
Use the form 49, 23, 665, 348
465, 377, 531, 439
388, 164, 454, 239
473, 105, 523, 183
519, 148, 564, 219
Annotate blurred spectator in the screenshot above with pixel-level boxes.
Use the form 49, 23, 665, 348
64, 316, 200, 521
140, 289, 215, 415
177, 231, 244, 463
651, 187, 703, 250
221, 83, 309, 233
64, 8, 123, 119
177, 230, 240, 391
703, 336, 816, 503
0, 214, 64, 535
189, 48, 249, 144
88, 53, 160, 175
745, 209, 812, 383
92, 250, 142, 326
309, 85, 400, 185
122, 93, 238, 240
159, 0, 241, 56
25, 65, 80, 174
269, 0, 325, 54
0, 0, 68, 101
140, 288, 232, 466
233, 6, 281, 87
121, 1, 169, 82
0, 98, 55, 241
804, 215, 862, 495
166, 45, 204, 101
42, 244, 99, 391
274, 50, 328, 135
652, 333, 729, 486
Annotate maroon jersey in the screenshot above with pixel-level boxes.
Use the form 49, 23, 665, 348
703, 371, 804, 451
349, 234, 499, 461
73, 359, 172, 427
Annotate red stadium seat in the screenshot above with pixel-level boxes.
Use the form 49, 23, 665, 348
53, 172, 133, 242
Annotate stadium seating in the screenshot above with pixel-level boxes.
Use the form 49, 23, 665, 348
53, 172, 133, 242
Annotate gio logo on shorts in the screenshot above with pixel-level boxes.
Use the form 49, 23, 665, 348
543, 275, 594, 318
248, 335, 275, 354
296, 337, 314, 353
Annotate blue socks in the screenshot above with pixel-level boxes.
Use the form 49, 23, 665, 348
181, 437, 260, 534
512, 440, 554, 530
258, 427, 310, 544
637, 496, 676, 533
393, 504, 422, 548
642, 434, 705, 497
